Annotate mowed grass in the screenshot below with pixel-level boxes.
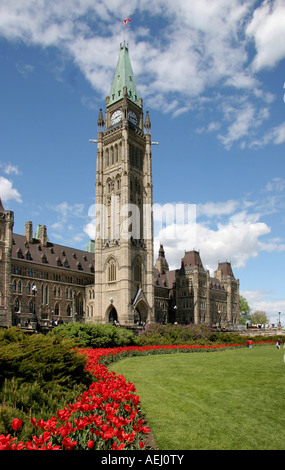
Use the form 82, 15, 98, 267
110, 345, 285, 450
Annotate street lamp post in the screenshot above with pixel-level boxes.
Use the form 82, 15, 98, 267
32, 285, 38, 330
173, 305, 177, 323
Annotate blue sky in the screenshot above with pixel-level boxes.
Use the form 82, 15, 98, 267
0, 0, 284, 324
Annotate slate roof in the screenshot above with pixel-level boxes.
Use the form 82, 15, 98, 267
11, 233, 94, 276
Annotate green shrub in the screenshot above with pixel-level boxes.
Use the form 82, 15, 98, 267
0, 376, 88, 443
210, 333, 284, 345
0, 326, 26, 345
50, 322, 138, 348
0, 328, 94, 441
0, 330, 93, 390
137, 323, 213, 345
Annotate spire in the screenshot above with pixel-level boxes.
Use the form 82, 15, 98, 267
108, 42, 141, 108
144, 110, 151, 135
97, 108, 104, 132
155, 244, 169, 274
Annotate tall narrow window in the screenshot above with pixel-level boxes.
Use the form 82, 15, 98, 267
134, 259, 142, 283
108, 258, 117, 282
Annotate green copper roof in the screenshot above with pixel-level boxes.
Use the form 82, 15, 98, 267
86, 239, 95, 253
108, 42, 141, 108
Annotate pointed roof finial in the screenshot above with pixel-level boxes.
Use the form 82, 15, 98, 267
97, 108, 104, 127
144, 110, 151, 135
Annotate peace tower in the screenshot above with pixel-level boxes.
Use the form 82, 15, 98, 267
93, 42, 154, 325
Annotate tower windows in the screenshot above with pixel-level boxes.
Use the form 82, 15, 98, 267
29, 299, 33, 313
105, 144, 121, 169
14, 298, 20, 312
130, 144, 143, 170
134, 258, 143, 283
107, 257, 117, 283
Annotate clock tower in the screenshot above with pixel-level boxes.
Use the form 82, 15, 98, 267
93, 41, 154, 325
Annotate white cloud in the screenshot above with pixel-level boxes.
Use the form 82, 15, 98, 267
0, 1, 264, 108
3, 163, 21, 175
83, 221, 96, 240
154, 182, 285, 273
0, 176, 22, 203
246, 0, 285, 71
0, 0, 284, 151
51, 202, 85, 223
250, 121, 285, 148
197, 200, 239, 218
154, 205, 273, 272
265, 177, 285, 193
218, 101, 271, 149
241, 288, 285, 322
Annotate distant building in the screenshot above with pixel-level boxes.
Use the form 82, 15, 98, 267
154, 244, 239, 327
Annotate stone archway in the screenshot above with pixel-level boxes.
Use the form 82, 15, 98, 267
108, 306, 118, 324
134, 299, 148, 324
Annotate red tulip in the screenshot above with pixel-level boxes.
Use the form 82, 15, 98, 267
12, 419, 22, 431
87, 440, 94, 449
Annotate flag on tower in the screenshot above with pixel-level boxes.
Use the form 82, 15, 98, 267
124, 18, 131, 26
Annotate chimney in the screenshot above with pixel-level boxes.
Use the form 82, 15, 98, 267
24, 221, 33, 243
38, 225, 48, 247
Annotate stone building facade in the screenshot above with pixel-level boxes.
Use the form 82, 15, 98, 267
0, 41, 239, 330
0, 207, 94, 329
154, 245, 239, 327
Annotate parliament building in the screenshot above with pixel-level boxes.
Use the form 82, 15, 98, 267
0, 42, 239, 330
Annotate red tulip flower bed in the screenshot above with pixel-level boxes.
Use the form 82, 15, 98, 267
0, 341, 274, 450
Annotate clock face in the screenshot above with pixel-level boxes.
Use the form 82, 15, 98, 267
128, 111, 138, 126
111, 110, 122, 126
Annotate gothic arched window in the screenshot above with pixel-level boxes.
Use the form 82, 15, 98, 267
134, 259, 142, 283
14, 298, 20, 313
105, 148, 109, 168
107, 258, 117, 283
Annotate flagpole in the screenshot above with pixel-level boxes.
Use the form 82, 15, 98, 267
123, 18, 131, 46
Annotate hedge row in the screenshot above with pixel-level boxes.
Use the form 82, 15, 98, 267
49, 322, 284, 348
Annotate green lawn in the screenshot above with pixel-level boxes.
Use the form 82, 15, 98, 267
110, 345, 285, 450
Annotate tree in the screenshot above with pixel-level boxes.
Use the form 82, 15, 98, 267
239, 295, 251, 324
249, 310, 269, 325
